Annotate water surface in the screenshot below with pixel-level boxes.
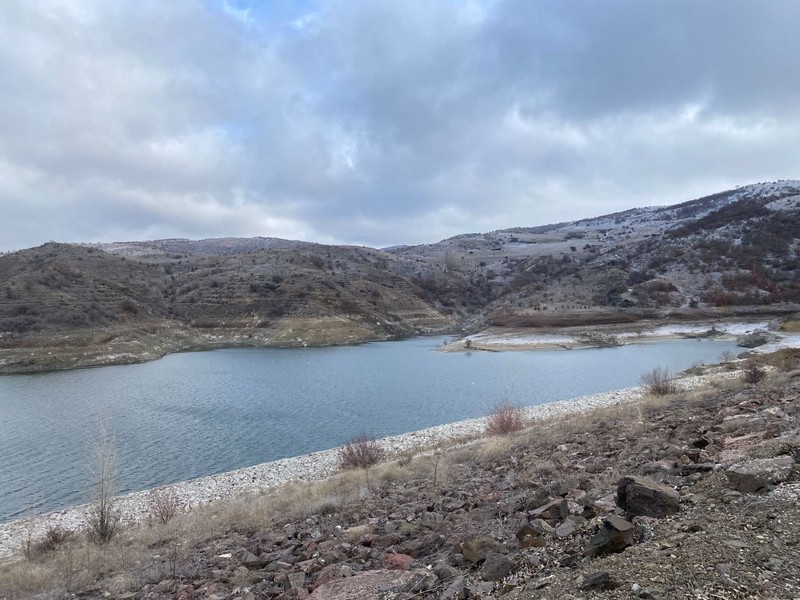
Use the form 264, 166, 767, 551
0, 336, 738, 522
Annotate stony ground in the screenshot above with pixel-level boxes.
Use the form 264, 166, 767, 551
2, 352, 799, 600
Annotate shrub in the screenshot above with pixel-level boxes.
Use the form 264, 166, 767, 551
86, 420, 120, 544
27, 527, 72, 559
742, 360, 766, 384
339, 435, 385, 470
641, 367, 677, 396
149, 488, 184, 525
485, 402, 528, 435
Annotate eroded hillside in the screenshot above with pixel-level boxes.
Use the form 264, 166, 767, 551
1, 180, 800, 372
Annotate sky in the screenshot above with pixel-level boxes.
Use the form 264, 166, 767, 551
1, 0, 799, 252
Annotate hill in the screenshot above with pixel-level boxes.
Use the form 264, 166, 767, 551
2, 180, 800, 372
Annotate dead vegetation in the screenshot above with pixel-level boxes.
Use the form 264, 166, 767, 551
742, 359, 767, 384
485, 402, 529, 435
641, 366, 678, 396
338, 434, 386, 471
148, 488, 184, 525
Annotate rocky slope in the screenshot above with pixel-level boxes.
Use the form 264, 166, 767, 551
2, 180, 800, 372
2, 350, 799, 599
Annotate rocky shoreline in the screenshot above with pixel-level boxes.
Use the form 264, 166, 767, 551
440, 319, 788, 353
0, 371, 735, 565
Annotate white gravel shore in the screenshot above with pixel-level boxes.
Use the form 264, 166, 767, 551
0, 370, 737, 564
446, 320, 777, 352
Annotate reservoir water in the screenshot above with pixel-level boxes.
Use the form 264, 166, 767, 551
0, 336, 739, 522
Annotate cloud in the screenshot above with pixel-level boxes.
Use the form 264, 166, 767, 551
0, 0, 798, 251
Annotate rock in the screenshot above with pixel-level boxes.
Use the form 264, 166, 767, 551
383, 553, 414, 570
312, 564, 354, 588
481, 551, 516, 582
641, 460, 679, 476
584, 515, 634, 557
516, 524, 547, 548
308, 569, 426, 600
469, 581, 496, 596
432, 560, 460, 582
555, 520, 576, 538
398, 532, 444, 557
399, 570, 438, 593
529, 518, 556, 535
459, 536, 497, 564
725, 456, 794, 493
440, 576, 468, 600
286, 572, 306, 591
617, 475, 680, 517
581, 571, 618, 591
241, 550, 273, 570
680, 462, 715, 476
529, 498, 568, 522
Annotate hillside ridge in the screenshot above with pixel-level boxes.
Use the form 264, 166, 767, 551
2, 179, 800, 373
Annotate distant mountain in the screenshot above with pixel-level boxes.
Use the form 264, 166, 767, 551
1, 180, 799, 372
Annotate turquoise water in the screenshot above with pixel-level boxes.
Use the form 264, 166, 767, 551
0, 336, 738, 522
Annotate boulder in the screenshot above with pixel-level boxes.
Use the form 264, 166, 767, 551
584, 515, 634, 557
725, 456, 794, 493
529, 498, 568, 522
617, 475, 680, 517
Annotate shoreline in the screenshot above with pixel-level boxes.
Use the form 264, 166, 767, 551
0, 368, 738, 564
2, 311, 797, 376
439, 318, 793, 353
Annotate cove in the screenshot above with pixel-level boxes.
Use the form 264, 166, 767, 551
0, 336, 739, 523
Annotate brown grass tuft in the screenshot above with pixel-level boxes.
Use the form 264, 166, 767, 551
149, 488, 184, 525
338, 434, 385, 470
485, 402, 528, 435
641, 367, 677, 396
742, 360, 766, 384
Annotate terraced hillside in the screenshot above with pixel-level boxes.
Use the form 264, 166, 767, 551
1, 180, 800, 372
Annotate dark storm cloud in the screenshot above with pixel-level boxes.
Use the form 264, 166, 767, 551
0, 0, 798, 251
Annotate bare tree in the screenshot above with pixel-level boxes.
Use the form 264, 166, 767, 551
86, 417, 120, 544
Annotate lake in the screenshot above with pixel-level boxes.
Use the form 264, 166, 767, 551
0, 336, 739, 522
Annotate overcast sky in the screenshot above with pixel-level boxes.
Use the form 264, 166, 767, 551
1, 1, 798, 251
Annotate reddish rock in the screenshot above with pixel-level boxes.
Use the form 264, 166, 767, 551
383, 553, 414, 570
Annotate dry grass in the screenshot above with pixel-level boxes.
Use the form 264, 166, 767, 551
338, 434, 385, 470
148, 488, 184, 525
485, 402, 529, 435
641, 367, 678, 396
742, 360, 766, 384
